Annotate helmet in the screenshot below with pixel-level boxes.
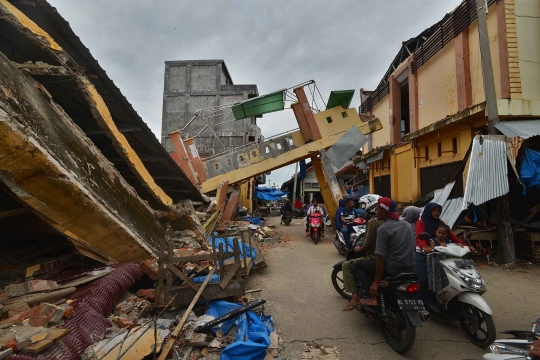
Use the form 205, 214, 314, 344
358, 194, 381, 213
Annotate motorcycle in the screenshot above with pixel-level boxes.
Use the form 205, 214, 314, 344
292, 208, 304, 219
282, 212, 292, 226
308, 212, 323, 244
418, 233, 496, 348
482, 317, 540, 359
333, 217, 367, 256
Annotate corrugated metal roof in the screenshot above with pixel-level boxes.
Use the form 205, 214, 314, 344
495, 120, 540, 139
366, 150, 384, 164
462, 135, 509, 210
432, 181, 455, 206
441, 197, 464, 229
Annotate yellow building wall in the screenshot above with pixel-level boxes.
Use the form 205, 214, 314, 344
392, 144, 415, 204
369, 95, 390, 150
516, 0, 540, 101
417, 39, 458, 129
417, 125, 472, 169
468, 10, 503, 105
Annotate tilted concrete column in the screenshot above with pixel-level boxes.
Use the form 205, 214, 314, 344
310, 151, 341, 225
388, 75, 402, 146
184, 137, 207, 182
293, 86, 322, 141
291, 102, 314, 142
169, 130, 198, 185
455, 29, 473, 111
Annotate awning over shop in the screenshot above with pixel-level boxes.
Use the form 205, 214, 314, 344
495, 120, 540, 139
365, 150, 384, 164
232, 90, 285, 120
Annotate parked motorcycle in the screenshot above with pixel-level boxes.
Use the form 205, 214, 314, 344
482, 317, 539, 359
418, 233, 496, 348
308, 212, 323, 244
282, 212, 292, 226
333, 217, 366, 255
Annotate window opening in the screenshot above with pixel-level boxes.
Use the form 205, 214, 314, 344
425, 146, 429, 160
276, 143, 282, 150
227, 159, 232, 166
214, 163, 219, 170
326, 116, 333, 123
452, 137, 458, 154
265, 147, 270, 154
341, 111, 348, 118
437, 142, 442, 157
400, 79, 410, 139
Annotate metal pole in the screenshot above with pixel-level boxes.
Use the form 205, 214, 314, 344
476, 0, 515, 265
292, 162, 299, 201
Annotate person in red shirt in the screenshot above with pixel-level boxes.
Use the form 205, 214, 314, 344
293, 198, 303, 210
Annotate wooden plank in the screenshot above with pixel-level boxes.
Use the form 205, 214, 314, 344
21, 328, 70, 354
165, 263, 199, 292
158, 267, 216, 360
164, 280, 245, 305
219, 262, 239, 290
0, 208, 30, 219
221, 257, 252, 272
4, 287, 76, 311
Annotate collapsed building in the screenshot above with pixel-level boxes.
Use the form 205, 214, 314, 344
0, 0, 205, 268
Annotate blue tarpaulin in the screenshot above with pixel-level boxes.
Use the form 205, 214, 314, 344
212, 237, 256, 265
520, 147, 540, 194
243, 216, 264, 226
254, 187, 288, 201
205, 300, 274, 360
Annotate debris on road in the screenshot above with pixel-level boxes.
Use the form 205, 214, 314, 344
302, 342, 341, 360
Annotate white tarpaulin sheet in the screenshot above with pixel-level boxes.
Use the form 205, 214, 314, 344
462, 135, 509, 210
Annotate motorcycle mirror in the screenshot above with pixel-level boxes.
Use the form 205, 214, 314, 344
419, 233, 431, 241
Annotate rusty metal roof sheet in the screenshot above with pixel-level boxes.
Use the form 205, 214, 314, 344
495, 120, 540, 139
462, 135, 509, 210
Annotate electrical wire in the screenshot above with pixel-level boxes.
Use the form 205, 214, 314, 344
478, 27, 540, 65
504, 5, 540, 18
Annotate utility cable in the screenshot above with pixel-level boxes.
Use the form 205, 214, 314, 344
478, 27, 540, 65
504, 5, 540, 18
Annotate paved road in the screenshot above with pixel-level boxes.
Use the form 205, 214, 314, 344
248, 216, 540, 360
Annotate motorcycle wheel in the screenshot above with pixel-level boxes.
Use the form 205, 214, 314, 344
333, 234, 348, 255
459, 303, 496, 348
382, 311, 416, 354
330, 266, 352, 300
313, 231, 320, 244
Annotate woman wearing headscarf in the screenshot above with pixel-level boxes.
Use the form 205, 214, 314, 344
414, 202, 462, 303
415, 202, 462, 252
400, 206, 422, 237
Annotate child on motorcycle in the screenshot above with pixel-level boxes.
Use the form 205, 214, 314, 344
431, 224, 465, 248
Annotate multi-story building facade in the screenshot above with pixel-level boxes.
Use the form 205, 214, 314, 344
357, 0, 540, 207
161, 60, 263, 157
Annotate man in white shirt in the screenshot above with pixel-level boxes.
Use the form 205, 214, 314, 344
306, 199, 325, 237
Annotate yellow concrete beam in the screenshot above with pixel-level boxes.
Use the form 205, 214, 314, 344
201, 116, 382, 193
0, 0, 173, 207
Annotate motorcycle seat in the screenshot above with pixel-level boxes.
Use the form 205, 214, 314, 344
384, 273, 418, 282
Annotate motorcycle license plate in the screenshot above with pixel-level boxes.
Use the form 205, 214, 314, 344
397, 294, 425, 311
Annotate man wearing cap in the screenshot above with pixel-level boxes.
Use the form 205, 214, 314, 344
356, 197, 416, 306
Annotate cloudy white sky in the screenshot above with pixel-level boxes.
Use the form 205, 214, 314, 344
48, 0, 463, 188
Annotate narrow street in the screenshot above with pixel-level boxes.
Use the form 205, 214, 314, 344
249, 215, 540, 360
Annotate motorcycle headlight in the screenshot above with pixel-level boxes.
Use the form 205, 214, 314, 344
489, 344, 529, 355
451, 267, 482, 291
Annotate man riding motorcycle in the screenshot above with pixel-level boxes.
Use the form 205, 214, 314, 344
306, 199, 325, 237
280, 200, 293, 225
336, 198, 356, 247
355, 197, 416, 306
342, 213, 384, 311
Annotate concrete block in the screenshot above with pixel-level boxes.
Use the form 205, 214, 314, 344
116, 317, 133, 328
25, 280, 58, 294
5, 283, 26, 298
48, 306, 65, 325
0, 348, 13, 359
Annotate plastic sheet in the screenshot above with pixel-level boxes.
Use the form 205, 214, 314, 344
243, 216, 263, 226
520, 147, 540, 194
205, 300, 273, 360
254, 187, 288, 201
213, 237, 256, 266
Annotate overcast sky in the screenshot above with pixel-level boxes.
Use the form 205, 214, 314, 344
48, 0, 462, 188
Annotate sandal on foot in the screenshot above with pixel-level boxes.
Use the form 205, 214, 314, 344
342, 303, 359, 311
359, 298, 378, 306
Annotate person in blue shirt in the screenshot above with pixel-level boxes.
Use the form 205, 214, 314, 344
336, 198, 356, 247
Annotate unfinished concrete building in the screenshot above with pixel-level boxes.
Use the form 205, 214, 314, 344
0, 0, 205, 269
161, 60, 263, 157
